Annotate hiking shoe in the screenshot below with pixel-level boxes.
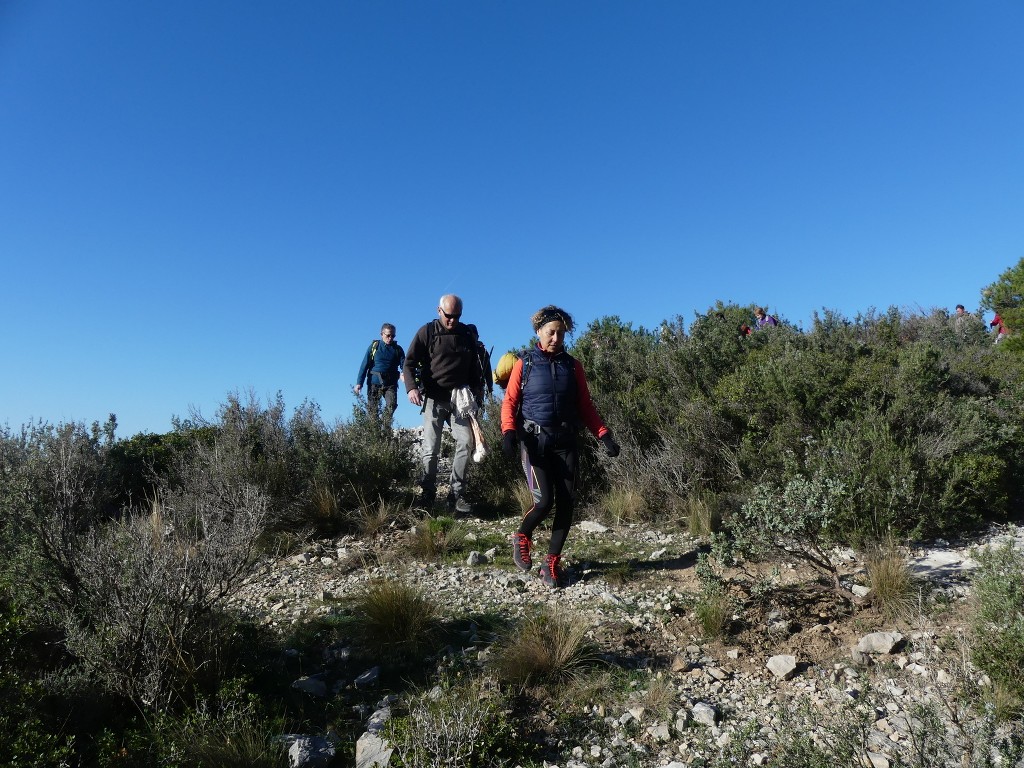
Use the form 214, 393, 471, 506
538, 554, 563, 588
446, 493, 473, 516
512, 533, 532, 572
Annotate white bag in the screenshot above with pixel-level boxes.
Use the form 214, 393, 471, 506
451, 386, 488, 462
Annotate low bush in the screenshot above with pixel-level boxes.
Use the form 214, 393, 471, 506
58, 483, 269, 710
722, 473, 862, 605
805, 411, 920, 542
968, 541, 1024, 711
159, 695, 288, 768
386, 677, 518, 768
0, 591, 75, 767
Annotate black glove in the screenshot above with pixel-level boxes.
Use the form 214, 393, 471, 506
501, 431, 518, 459
600, 432, 620, 458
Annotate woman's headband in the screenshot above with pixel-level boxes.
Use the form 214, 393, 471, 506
536, 310, 566, 328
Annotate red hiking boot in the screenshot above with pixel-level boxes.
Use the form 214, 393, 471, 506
512, 533, 532, 572
539, 554, 563, 588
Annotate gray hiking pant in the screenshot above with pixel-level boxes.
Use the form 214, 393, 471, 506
420, 396, 472, 499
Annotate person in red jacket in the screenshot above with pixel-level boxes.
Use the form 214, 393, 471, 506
990, 312, 1010, 344
500, 305, 619, 588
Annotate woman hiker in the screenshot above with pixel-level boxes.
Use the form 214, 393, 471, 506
500, 305, 620, 588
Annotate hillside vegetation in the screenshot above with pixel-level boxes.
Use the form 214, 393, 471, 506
3, 260, 1024, 766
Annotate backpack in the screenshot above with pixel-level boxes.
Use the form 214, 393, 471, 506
494, 351, 517, 388
502, 348, 566, 389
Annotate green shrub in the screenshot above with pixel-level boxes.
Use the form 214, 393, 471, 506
386, 678, 518, 768
969, 542, 1024, 708
0, 419, 116, 607
572, 315, 668, 450
0, 592, 75, 767
723, 473, 862, 605
804, 411, 919, 542
981, 256, 1024, 354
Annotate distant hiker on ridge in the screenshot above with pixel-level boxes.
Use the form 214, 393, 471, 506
952, 304, 978, 339
754, 307, 778, 329
990, 311, 1010, 344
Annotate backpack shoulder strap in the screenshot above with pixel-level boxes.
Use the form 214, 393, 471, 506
519, 349, 533, 388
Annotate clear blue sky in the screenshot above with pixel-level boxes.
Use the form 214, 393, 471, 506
2, 1, 1022, 436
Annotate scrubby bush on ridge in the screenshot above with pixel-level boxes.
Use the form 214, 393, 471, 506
573, 300, 1024, 538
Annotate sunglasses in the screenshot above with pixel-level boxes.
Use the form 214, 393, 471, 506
439, 308, 462, 321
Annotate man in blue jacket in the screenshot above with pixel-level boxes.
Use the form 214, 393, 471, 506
355, 323, 405, 425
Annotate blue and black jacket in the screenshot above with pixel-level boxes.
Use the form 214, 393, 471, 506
356, 340, 405, 388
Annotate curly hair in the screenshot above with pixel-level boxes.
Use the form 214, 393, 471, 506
531, 305, 574, 333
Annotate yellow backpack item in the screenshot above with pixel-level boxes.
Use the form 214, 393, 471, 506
493, 351, 517, 389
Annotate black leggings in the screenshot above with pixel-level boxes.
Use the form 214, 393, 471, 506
518, 435, 578, 556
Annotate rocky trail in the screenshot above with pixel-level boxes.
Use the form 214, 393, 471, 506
228, 514, 1024, 768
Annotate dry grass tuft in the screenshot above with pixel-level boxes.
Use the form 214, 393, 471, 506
601, 486, 647, 525
865, 537, 917, 622
356, 495, 408, 537
639, 673, 678, 720
352, 579, 440, 662
987, 680, 1024, 723
685, 495, 720, 537
513, 482, 536, 513
310, 481, 339, 520
694, 589, 733, 639
406, 515, 467, 560
490, 610, 600, 690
